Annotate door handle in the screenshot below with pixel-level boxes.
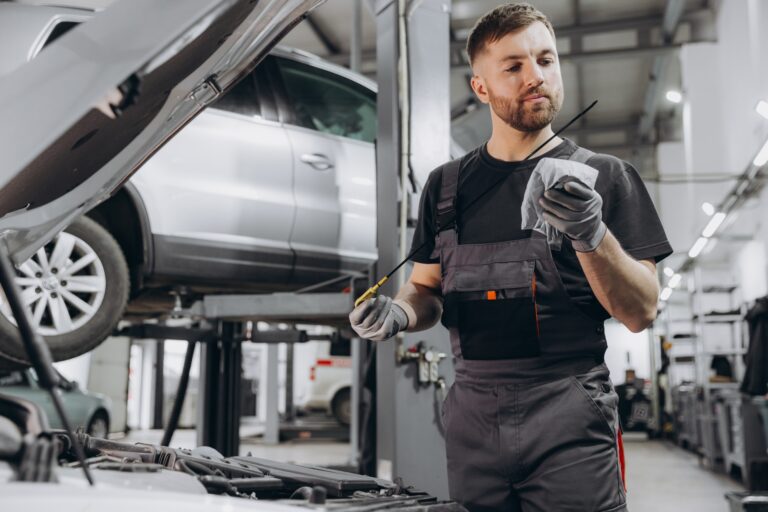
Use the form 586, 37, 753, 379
300, 153, 334, 171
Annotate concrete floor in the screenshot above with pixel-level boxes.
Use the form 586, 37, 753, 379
623, 433, 743, 512
120, 428, 744, 510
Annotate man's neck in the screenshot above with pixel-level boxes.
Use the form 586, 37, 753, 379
486, 123, 562, 162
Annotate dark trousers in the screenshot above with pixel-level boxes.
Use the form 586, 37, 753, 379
443, 363, 627, 512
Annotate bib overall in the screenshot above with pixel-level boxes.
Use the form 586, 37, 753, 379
434, 147, 627, 512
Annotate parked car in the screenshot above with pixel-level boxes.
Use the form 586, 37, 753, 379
301, 339, 352, 426
0, 368, 110, 437
0, 3, 381, 368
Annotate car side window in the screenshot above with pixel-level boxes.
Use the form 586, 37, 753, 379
276, 58, 376, 143
212, 74, 261, 117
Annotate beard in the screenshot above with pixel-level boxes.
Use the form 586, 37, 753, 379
488, 85, 562, 132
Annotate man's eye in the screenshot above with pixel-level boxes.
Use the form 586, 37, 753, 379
540, 59, 553, 65
506, 65, 520, 72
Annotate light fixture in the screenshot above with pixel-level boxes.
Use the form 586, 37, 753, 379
660, 287, 673, 301
666, 90, 683, 104
701, 202, 715, 216
668, 273, 682, 289
663, 267, 675, 277
757, 100, 768, 120
754, 139, 768, 167
688, 237, 709, 258
702, 212, 727, 238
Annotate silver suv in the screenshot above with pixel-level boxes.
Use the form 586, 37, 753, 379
0, 5, 377, 367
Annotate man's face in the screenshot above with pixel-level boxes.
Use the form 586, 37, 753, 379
470, 21, 564, 132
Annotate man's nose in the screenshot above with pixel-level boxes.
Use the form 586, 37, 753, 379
523, 63, 545, 89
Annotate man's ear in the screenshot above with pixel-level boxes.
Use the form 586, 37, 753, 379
470, 75, 489, 105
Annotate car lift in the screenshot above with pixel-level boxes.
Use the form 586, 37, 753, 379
119, 276, 369, 462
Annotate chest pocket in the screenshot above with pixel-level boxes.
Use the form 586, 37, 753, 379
443, 258, 541, 360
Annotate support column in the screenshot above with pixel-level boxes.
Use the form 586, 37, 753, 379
200, 322, 242, 456
263, 343, 280, 445
374, 0, 452, 498
152, 339, 164, 429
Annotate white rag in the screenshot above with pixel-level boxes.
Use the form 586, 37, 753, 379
520, 157, 599, 250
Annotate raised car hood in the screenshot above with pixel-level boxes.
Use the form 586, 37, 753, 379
0, 0, 323, 263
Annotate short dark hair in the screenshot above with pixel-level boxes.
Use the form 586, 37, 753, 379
465, 3, 556, 66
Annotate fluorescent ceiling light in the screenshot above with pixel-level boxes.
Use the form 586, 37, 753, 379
668, 273, 682, 289
757, 100, 768, 120
663, 267, 675, 277
666, 90, 683, 103
754, 138, 768, 167
688, 237, 709, 258
701, 202, 715, 216
660, 287, 673, 301
702, 212, 727, 238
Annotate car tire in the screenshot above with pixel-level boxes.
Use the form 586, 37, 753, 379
86, 410, 110, 438
0, 217, 129, 369
332, 388, 351, 427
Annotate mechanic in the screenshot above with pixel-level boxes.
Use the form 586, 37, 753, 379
350, 3, 672, 511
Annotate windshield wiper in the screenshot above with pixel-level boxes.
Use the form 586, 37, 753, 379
0, 240, 94, 485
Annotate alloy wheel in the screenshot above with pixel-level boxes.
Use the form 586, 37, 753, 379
0, 232, 107, 336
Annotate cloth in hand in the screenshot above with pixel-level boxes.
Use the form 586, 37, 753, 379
521, 157, 600, 250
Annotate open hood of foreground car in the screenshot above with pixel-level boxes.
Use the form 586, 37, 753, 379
0, 0, 323, 263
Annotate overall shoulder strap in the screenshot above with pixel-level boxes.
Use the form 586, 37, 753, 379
568, 146, 596, 164
435, 157, 462, 233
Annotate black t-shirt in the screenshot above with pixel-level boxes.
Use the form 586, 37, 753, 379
410, 138, 673, 321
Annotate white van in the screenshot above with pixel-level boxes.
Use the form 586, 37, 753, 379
297, 338, 351, 425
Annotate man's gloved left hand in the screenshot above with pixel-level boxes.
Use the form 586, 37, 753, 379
538, 179, 607, 252
349, 295, 409, 341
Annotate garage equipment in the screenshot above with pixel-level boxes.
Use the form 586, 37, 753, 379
354, 100, 599, 308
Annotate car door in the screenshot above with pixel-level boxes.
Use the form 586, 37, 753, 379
271, 56, 377, 284
129, 69, 297, 285
55, 372, 93, 431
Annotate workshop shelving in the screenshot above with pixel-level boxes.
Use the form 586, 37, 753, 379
688, 269, 747, 471
661, 268, 748, 473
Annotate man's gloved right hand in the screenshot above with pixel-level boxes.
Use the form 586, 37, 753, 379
349, 295, 408, 341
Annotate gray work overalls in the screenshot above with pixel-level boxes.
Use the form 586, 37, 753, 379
435, 147, 627, 512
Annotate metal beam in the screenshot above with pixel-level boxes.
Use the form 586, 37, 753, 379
306, 13, 340, 55
558, 43, 681, 64
637, 0, 686, 141
328, 42, 682, 69
351, 0, 363, 72
451, 10, 708, 44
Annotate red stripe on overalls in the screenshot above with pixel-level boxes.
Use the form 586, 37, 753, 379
617, 429, 626, 491
532, 273, 540, 338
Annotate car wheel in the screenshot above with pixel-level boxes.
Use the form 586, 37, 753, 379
0, 217, 129, 369
332, 388, 351, 427
86, 410, 110, 438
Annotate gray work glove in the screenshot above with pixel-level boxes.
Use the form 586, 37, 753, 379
538, 178, 607, 252
349, 295, 408, 341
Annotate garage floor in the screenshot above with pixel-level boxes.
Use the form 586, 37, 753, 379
120, 429, 743, 509
623, 433, 743, 512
